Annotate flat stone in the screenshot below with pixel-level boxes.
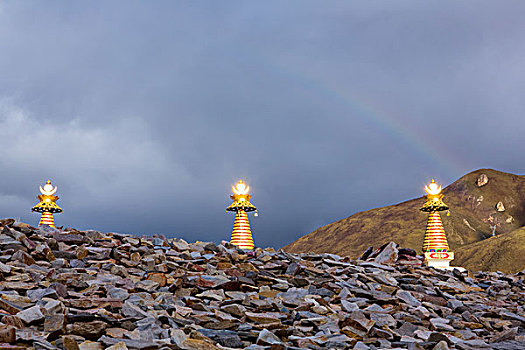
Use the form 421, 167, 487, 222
0, 298, 24, 314
69, 321, 107, 339
33, 340, 56, 350
145, 273, 167, 287
11, 250, 35, 265
220, 303, 246, 317
78, 341, 104, 350
107, 287, 129, 300
0, 262, 11, 274
27, 288, 59, 302
245, 311, 282, 324
256, 329, 282, 345
341, 300, 359, 312
44, 314, 66, 337
397, 322, 420, 337
369, 312, 396, 327
1, 315, 24, 329
372, 242, 398, 264
430, 318, 455, 332
197, 329, 243, 348
121, 301, 150, 319
428, 332, 453, 345
461, 339, 490, 348
63, 336, 81, 350
491, 327, 518, 343
490, 341, 525, 350
99, 336, 162, 349
42, 299, 64, 315
196, 289, 225, 301
353, 341, 370, 350
16, 305, 44, 324
134, 280, 159, 292
341, 311, 375, 332
0, 326, 16, 343
0, 345, 28, 350
53, 234, 89, 244
106, 342, 128, 350
433, 340, 450, 350
396, 290, 421, 307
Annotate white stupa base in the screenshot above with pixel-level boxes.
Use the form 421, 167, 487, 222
425, 251, 455, 270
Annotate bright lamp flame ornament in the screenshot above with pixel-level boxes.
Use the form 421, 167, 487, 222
420, 179, 454, 269
226, 180, 257, 250
32, 180, 63, 227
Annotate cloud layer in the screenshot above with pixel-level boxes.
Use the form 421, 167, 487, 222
0, 1, 524, 247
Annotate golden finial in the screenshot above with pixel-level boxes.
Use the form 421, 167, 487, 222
232, 180, 249, 196
40, 180, 58, 196
424, 179, 442, 196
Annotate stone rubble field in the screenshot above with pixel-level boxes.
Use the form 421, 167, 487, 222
0, 219, 522, 350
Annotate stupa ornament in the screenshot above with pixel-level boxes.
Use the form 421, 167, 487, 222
226, 180, 257, 249
420, 179, 454, 269
32, 180, 62, 227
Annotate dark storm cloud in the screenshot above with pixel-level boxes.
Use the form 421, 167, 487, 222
0, 1, 524, 247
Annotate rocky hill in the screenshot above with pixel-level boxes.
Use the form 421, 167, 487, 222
0, 219, 523, 349
283, 169, 525, 273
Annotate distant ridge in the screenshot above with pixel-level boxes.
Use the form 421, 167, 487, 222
283, 169, 525, 273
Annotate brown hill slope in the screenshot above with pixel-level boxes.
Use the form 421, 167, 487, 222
283, 169, 525, 271
454, 226, 525, 273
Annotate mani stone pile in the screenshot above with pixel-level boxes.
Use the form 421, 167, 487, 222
0, 219, 522, 350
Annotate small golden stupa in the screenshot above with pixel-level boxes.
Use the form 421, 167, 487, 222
32, 180, 62, 227
420, 179, 454, 269
226, 180, 257, 250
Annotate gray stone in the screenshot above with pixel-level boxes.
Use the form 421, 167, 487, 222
107, 287, 129, 300
369, 312, 396, 327
353, 341, 370, 350
256, 329, 282, 345
430, 318, 454, 332
197, 329, 243, 348
491, 327, 518, 343
99, 336, 159, 350
122, 301, 150, 319
396, 290, 421, 307
341, 300, 359, 312
17, 305, 45, 324
491, 341, 525, 350
0, 261, 11, 273
373, 242, 398, 264
433, 340, 449, 350
428, 332, 453, 345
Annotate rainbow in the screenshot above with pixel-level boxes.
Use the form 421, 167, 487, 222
250, 54, 470, 181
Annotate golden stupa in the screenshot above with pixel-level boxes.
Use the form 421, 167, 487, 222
226, 180, 257, 250
420, 179, 454, 269
32, 180, 62, 227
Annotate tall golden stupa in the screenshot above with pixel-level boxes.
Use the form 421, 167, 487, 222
420, 179, 454, 269
226, 180, 257, 250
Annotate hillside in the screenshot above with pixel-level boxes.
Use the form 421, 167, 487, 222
283, 169, 525, 272
455, 226, 525, 273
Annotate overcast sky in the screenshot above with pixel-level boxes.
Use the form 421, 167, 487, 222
0, 1, 524, 247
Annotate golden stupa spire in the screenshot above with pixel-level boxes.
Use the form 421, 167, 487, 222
32, 180, 62, 227
226, 180, 257, 249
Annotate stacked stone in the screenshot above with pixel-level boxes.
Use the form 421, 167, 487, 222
0, 218, 521, 350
